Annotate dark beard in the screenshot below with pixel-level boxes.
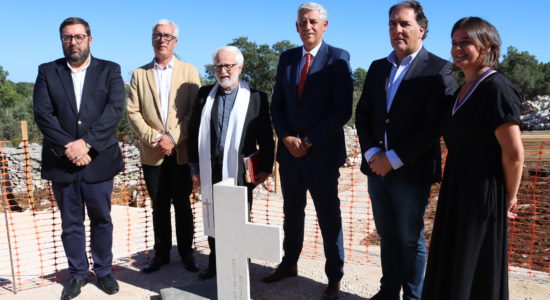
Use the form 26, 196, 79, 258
63, 44, 90, 65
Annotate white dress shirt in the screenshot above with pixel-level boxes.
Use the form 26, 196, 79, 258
154, 57, 175, 129
67, 55, 91, 112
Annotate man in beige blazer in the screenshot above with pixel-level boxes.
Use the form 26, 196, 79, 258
127, 19, 201, 274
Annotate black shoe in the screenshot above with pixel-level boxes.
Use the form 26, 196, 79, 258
61, 278, 87, 300
321, 280, 340, 300
369, 292, 382, 300
181, 253, 199, 272
369, 292, 384, 300
198, 266, 216, 280
262, 265, 298, 283
97, 273, 119, 295
369, 291, 398, 300
142, 256, 169, 273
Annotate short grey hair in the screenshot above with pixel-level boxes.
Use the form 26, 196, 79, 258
212, 46, 244, 66
152, 19, 179, 38
298, 2, 328, 20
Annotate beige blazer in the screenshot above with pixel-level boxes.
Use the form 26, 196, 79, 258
127, 58, 201, 166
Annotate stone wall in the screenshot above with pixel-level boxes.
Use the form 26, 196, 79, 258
0, 142, 143, 196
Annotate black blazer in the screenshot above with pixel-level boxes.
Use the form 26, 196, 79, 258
188, 84, 275, 186
270, 42, 354, 170
355, 48, 455, 184
33, 56, 125, 183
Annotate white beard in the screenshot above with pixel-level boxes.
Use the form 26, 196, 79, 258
216, 72, 239, 90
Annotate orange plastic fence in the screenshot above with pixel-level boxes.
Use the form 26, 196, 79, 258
0, 133, 548, 294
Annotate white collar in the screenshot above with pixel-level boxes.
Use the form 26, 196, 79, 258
67, 55, 91, 73
153, 56, 175, 70
387, 45, 422, 66
302, 41, 323, 58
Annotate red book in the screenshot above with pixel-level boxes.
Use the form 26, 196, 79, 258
243, 151, 261, 183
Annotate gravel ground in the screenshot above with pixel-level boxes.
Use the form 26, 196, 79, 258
1, 251, 548, 300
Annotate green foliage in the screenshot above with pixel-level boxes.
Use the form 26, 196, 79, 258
0, 68, 40, 141
535, 61, 550, 96
349, 67, 367, 125
499, 46, 544, 99
352, 67, 367, 97
117, 83, 133, 134
0, 66, 8, 86
203, 37, 297, 97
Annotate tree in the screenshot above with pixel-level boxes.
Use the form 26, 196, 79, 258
535, 62, 550, 96
0, 66, 8, 87
0, 66, 41, 141
349, 67, 367, 125
204, 37, 296, 98
352, 67, 367, 97
116, 83, 133, 135
499, 46, 543, 99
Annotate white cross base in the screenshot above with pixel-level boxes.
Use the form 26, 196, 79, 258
214, 179, 282, 300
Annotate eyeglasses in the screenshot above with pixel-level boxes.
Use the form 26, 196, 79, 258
152, 33, 176, 41
213, 64, 238, 71
61, 34, 88, 43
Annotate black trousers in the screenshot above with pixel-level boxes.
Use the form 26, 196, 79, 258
206, 162, 253, 268
52, 174, 114, 279
142, 154, 194, 259
279, 161, 344, 282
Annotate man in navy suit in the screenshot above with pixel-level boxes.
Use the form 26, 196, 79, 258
263, 2, 353, 299
355, 1, 454, 299
33, 17, 125, 300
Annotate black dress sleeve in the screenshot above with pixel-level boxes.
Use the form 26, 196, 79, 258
486, 73, 522, 132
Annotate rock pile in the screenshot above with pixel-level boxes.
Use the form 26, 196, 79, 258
0, 142, 143, 196
521, 95, 550, 130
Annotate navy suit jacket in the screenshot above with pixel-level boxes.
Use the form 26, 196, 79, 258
355, 47, 455, 184
33, 56, 125, 183
188, 84, 275, 187
271, 42, 353, 170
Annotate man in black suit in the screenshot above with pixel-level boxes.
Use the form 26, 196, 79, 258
263, 2, 353, 300
33, 17, 124, 300
188, 45, 275, 280
355, 1, 454, 299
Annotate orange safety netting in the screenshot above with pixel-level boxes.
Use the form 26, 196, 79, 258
0, 133, 548, 294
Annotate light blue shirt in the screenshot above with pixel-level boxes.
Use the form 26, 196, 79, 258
365, 47, 422, 170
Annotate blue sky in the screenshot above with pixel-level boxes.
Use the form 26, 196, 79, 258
1, 0, 548, 83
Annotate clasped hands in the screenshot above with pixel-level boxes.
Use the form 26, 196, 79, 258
282, 136, 312, 158
64, 139, 91, 167
154, 134, 175, 156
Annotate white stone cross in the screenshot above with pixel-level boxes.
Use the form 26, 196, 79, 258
213, 179, 282, 300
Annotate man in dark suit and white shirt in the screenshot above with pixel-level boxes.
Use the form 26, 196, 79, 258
33, 17, 124, 299
188, 45, 275, 280
264, 2, 353, 300
355, 1, 454, 299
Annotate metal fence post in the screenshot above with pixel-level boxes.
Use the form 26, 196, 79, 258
0, 144, 18, 294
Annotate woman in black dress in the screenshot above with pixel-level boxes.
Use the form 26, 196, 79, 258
422, 17, 524, 300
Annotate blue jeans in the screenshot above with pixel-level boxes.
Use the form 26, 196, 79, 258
368, 175, 430, 300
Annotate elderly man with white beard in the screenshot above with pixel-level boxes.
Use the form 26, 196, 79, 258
187, 46, 275, 280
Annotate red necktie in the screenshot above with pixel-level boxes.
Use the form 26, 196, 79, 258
298, 53, 312, 98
